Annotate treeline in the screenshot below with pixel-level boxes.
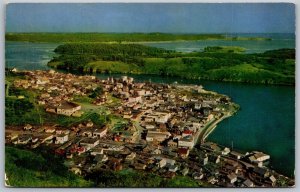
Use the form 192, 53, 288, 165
6, 33, 227, 43
5, 33, 272, 43
48, 43, 295, 85
50, 43, 174, 70
54, 43, 173, 56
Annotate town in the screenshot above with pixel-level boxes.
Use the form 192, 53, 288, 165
5, 69, 294, 187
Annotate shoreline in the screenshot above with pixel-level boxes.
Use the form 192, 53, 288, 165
196, 111, 236, 145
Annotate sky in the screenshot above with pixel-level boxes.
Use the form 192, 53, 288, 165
6, 3, 295, 33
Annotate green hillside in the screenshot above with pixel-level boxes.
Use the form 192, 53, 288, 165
48, 43, 295, 85
5, 146, 92, 187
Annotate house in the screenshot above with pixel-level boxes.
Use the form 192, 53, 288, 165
230, 151, 244, 160
254, 152, 270, 162
243, 179, 254, 187
268, 175, 277, 186
69, 167, 82, 175
128, 96, 142, 103
84, 121, 94, 128
253, 167, 269, 178
178, 147, 190, 158
201, 156, 209, 165
56, 101, 81, 116
178, 135, 194, 149
94, 154, 108, 163
208, 176, 218, 184
145, 111, 172, 124
92, 126, 108, 138
135, 89, 145, 96
227, 173, 237, 184
168, 140, 178, 147
17, 134, 32, 144
80, 138, 99, 150
165, 158, 176, 166
133, 163, 147, 170
55, 134, 69, 144
125, 152, 136, 162
37, 134, 54, 143
194, 103, 202, 110
152, 148, 162, 155
182, 129, 193, 137
90, 148, 104, 156
81, 129, 93, 137
168, 165, 178, 172
158, 158, 167, 168
193, 172, 204, 180
181, 168, 189, 176
45, 127, 56, 133
146, 131, 171, 142
23, 124, 33, 131
222, 147, 231, 155
11, 67, 18, 72
248, 151, 270, 166
144, 123, 156, 130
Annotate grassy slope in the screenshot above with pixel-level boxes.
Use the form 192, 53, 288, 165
5, 146, 92, 187
206, 63, 293, 83
85, 60, 140, 73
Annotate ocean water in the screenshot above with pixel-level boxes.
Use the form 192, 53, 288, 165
142, 33, 295, 53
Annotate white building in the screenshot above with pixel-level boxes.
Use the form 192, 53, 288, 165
56, 101, 81, 116
178, 135, 195, 149
55, 134, 69, 144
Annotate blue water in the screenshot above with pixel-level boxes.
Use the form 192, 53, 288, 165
5, 42, 59, 70
142, 33, 295, 53
5, 36, 295, 177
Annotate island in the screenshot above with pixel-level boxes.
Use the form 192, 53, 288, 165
5, 69, 294, 187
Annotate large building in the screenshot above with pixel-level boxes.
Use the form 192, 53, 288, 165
56, 101, 81, 116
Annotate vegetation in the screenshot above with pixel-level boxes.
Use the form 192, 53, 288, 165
204, 46, 246, 53
86, 169, 204, 187
6, 146, 207, 187
5, 85, 45, 125
48, 43, 295, 85
5, 32, 271, 43
5, 146, 92, 187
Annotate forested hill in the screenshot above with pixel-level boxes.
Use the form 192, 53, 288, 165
5, 33, 271, 43
48, 43, 295, 85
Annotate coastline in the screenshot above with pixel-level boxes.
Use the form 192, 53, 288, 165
197, 109, 237, 145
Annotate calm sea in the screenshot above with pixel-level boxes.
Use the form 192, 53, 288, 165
142, 33, 295, 53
